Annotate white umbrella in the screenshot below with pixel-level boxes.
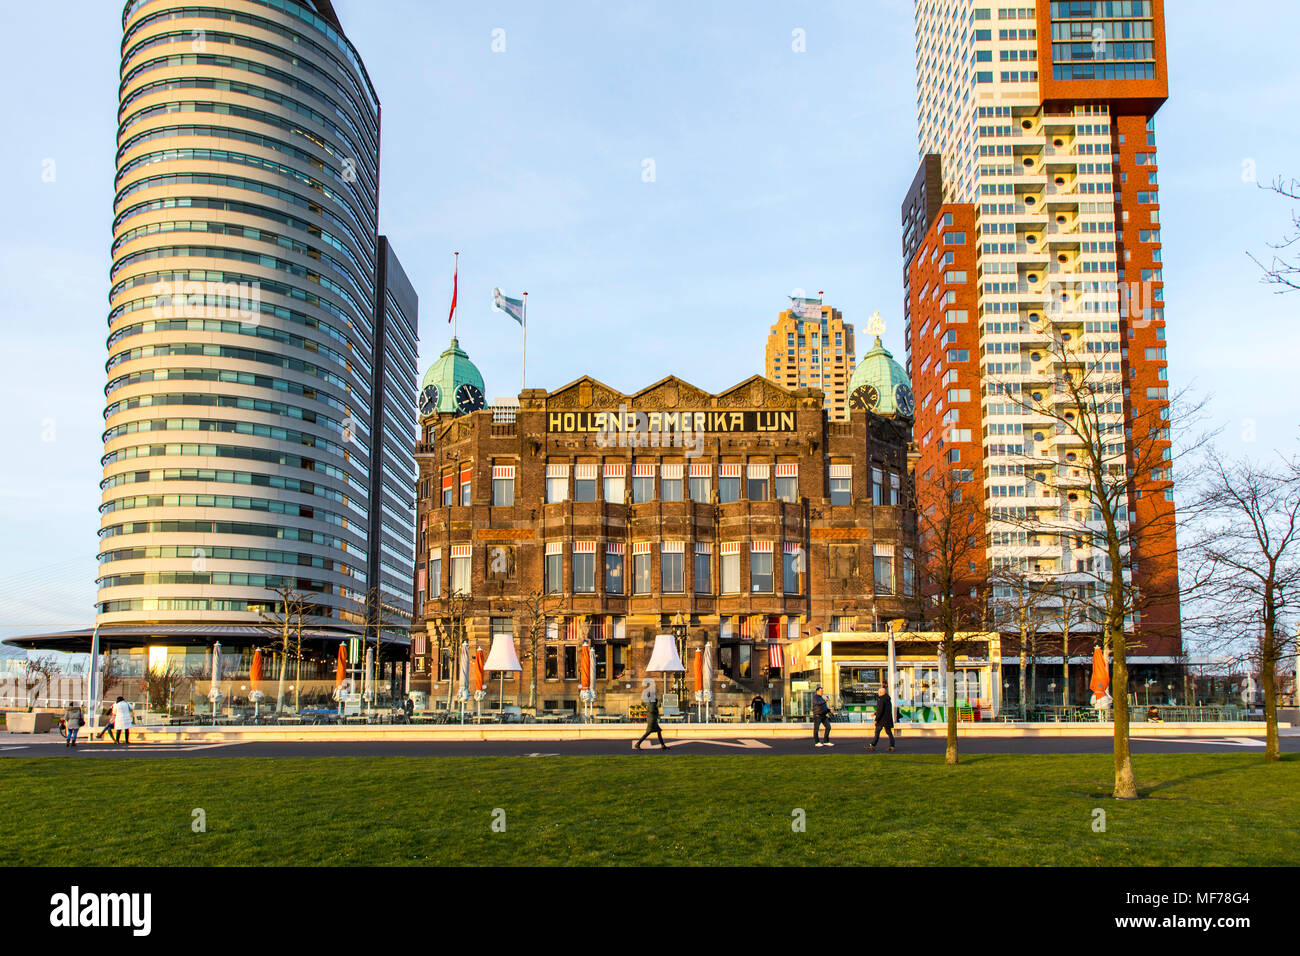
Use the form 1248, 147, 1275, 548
86, 625, 100, 732
209, 641, 224, 723
484, 633, 523, 714
363, 646, 375, 703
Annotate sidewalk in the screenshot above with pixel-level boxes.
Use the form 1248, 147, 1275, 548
1, 720, 1283, 746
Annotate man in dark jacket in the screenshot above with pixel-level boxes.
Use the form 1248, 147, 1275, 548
868, 685, 895, 751
750, 695, 765, 723
811, 686, 833, 747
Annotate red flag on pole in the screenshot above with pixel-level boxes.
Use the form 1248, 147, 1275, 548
447, 255, 458, 324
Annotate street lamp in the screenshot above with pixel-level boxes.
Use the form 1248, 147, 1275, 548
670, 613, 688, 705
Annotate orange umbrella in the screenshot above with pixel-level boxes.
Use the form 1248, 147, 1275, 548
249, 649, 263, 693
1089, 647, 1110, 699
693, 647, 703, 695
472, 647, 486, 693
336, 643, 347, 686
579, 643, 592, 692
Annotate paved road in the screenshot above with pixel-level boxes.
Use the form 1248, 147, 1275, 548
2, 732, 1293, 758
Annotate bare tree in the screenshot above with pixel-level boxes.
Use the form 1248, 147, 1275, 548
1187, 450, 1300, 760
511, 588, 563, 711
23, 655, 60, 707
913, 467, 988, 764
143, 662, 193, 712
1051, 580, 1097, 706
427, 589, 473, 711
988, 566, 1052, 718
1249, 176, 1300, 293
257, 586, 309, 713
990, 325, 1208, 798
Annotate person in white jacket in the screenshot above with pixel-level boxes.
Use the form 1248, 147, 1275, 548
111, 696, 135, 745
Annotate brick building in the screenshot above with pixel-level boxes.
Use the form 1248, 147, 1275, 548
410, 358, 917, 716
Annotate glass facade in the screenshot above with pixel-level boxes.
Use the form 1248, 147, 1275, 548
101, 0, 416, 639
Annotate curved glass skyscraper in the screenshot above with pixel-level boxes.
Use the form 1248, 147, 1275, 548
99, 0, 417, 644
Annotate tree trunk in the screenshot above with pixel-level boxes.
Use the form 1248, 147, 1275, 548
1062, 624, 1070, 706
945, 638, 959, 764
1017, 645, 1027, 721
1262, 622, 1279, 762
1111, 621, 1138, 799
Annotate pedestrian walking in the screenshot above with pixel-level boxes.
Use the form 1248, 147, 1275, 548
110, 696, 135, 745
750, 694, 765, 723
62, 704, 84, 748
635, 685, 668, 750
868, 685, 895, 751
811, 685, 834, 747
96, 704, 115, 741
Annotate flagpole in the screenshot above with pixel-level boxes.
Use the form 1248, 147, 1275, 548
521, 292, 527, 395
453, 251, 459, 340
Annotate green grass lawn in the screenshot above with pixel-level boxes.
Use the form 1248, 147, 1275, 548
2, 754, 1296, 866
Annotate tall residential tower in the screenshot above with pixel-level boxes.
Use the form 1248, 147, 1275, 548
765, 296, 856, 420
904, 1, 1179, 675
99, 0, 418, 655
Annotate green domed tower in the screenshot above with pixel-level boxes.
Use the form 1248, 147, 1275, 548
417, 338, 486, 418
847, 315, 914, 419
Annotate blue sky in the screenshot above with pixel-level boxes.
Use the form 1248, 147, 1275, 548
0, 0, 1297, 641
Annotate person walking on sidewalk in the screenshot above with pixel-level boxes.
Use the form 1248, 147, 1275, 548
62, 704, 84, 748
868, 685, 895, 752
811, 685, 834, 747
110, 696, 135, 745
635, 684, 668, 750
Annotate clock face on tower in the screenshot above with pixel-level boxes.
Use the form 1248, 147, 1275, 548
454, 382, 485, 415
417, 384, 440, 417
894, 383, 915, 418
849, 383, 880, 412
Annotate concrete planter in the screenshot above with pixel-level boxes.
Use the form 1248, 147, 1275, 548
5, 711, 55, 733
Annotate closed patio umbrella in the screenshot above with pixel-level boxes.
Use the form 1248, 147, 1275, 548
472, 646, 486, 716
692, 647, 704, 718
1089, 646, 1111, 710
335, 643, 347, 688
579, 642, 594, 721
249, 649, 264, 718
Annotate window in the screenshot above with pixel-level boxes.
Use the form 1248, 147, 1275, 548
782, 544, 802, 595
605, 544, 624, 595
694, 544, 712, 594
874, 544, 894, 595
718, 465, 741, 503
573, 542, 595, 593
545, 544, 563, 594
774, 464, 798, 503
603, 463, 625, 504
890, 472, 901, 505
491, 464, 515, 506
450, 547, 471, 595
544, 645, 558, 680
721, 544, 741, 594
631, 465, 654, 503
903, 549, 915, 596
750, 543, 773, 593
747, 463, 770, 501
872, 467, 884, 505
540, 462, 574, 506
829, 464, 852, 505
573, 464, 597, 502
689, 465, 711, 503
632, 545, 652, 594
459, 467, 472, 506
441, 474, 453, 507
661, 543, 684, 593
428, 551, 441, 598
563, 644, 577, 680
660, 464, 683, 502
